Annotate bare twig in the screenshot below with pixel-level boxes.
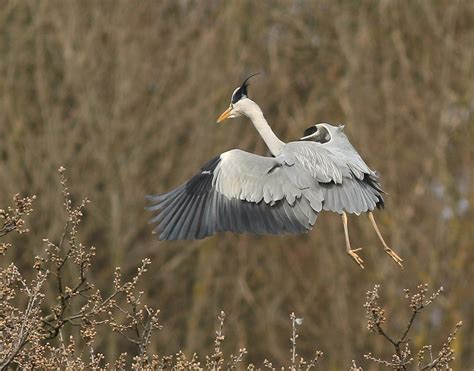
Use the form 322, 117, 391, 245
363, 284, 459, 370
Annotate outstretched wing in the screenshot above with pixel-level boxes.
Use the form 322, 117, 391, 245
146, 149, 323, 240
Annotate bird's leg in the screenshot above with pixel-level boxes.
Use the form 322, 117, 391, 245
368, 212, 403, 268
341, 212, 364, 269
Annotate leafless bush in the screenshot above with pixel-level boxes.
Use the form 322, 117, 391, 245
0, 168, 465, 369
263, 312, 323, 371
363, 284, 462, 370
0, 168, 164, 369
0, 193, 35, 255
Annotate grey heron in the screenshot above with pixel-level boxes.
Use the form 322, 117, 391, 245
299, 123, 403, 268
147, 75, 402, 269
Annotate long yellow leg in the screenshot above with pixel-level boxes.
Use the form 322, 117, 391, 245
368, 212, 403, 268
342, 212, 364, 269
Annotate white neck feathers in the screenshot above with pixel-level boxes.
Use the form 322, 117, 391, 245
240, 99, 285, 156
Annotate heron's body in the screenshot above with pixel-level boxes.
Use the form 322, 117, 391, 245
147, 123, 383, 241
147, 75, 402, 268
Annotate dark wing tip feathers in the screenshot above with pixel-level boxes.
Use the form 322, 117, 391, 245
362, 174, 385, 209
185, 156, 221, 195
146, 156, 221, 240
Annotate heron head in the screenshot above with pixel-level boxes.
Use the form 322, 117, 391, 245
217, 73, 261, 123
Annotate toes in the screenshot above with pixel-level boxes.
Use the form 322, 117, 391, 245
348, 250, 365, 269
384, 247, 404, 267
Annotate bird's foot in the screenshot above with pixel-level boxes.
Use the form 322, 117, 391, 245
384, 247, 404, 269
347, 248, 365, 269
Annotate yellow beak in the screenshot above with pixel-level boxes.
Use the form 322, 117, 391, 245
217, 107, 232, 123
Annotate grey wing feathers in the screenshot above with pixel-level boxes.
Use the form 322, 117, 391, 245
146, 150, 322, 240
320, 176, 384, 215
285, 140, 384, 215
316, 127, 386, 213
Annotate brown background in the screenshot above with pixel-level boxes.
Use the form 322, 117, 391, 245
0, 1, 473, 368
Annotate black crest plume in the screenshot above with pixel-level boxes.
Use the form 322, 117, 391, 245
240, 72, 262, 96
231, 72, 262, 103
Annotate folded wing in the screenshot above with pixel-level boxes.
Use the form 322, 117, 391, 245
286, 139, 385, 215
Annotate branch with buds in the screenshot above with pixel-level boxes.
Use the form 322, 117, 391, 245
363, 284, 462, 370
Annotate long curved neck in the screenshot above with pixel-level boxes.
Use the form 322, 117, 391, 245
242, 99, 285, 156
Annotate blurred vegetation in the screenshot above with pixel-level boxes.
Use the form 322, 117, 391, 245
0, 0, 472, 369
